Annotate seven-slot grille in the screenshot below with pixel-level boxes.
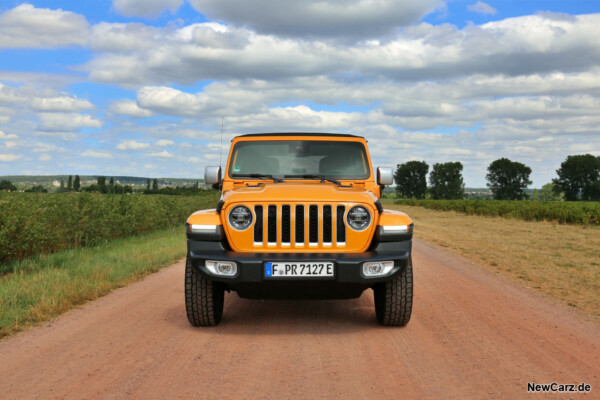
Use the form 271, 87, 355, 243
252, 204, 347, 248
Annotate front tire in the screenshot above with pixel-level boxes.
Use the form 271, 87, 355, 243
185, 256, 224, 326
374, 257, 413, 326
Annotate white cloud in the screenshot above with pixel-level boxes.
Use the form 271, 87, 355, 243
156, 139, 174, 146
39, 153, 51, 161
467, 1, 497, 15
91, 22, 161, 52
38, 113, 102, 131
112, 0, 183, 18
31, 96, 94, 112
149, 150, 173, 158
137, 86, 206, 116
109, 99, 155, 117
81, 150, 113, 158
0, 154, 22, 161
116, 140, 150, 150
0, 130, 17, 140
188, 0, 442, 39
0, 4, 89, 49
84, 13, 600, 86
0, 83, 27, 104
34, 131, 79, 141
32, 143, 66, 153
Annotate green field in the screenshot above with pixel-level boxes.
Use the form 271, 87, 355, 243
394, 199, 600, 225
0, 227, 188, 338
0, 191, 219, 266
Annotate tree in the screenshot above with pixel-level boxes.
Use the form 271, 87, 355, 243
552, 154, 600, 201
108, 177, 115, 194
538, 183, 562, 201
74, 175, 80, 191
60, 179, 65, 189
0, 180, 17, 191
146, 178, 151, 191
152, 178, 158, 191
67, 175, 72, 190
97, 176, 107, 193
530, 188, 539, 201
395, 161, 429, 199
429, 162, 465, 200
486, 158, 532, 200
25, 185, 47, 193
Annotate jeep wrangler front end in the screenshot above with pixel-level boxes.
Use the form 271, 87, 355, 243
185, 133, 413, 326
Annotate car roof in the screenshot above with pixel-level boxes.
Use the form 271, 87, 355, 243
235, 132, 365, 139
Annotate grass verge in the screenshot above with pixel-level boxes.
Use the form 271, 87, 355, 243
0, 227, 186, 338
384, 201, 600, 320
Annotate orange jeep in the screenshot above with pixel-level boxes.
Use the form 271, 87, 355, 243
185, 133, 413, 326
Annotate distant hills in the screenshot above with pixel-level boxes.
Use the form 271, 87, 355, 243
0, 175, 204, 190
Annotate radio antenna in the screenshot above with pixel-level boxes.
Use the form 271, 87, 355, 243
218, 116, 224, 192
219, 116, 224, 170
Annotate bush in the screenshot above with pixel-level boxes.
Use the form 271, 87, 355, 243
0, 191, 219, 266
393, 199, 600, 225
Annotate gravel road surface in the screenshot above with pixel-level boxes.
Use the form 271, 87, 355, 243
1, 240, 598, 399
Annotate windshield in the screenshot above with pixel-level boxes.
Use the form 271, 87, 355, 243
228, 140, 370, 179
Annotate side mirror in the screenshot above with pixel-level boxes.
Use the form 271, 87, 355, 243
205, 166, 222, 185
377, 167, 393, 185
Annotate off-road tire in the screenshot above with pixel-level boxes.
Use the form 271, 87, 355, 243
185, 256, 224, 326
374, 257, 413, 326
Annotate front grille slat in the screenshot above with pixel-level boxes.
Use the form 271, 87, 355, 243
281, 205, 291, 245
267, 205, 277, 245
323, 205, 332, 245
337, 205, 346, 244
254, 205, 263, 244
295, 205, 304, 245
309, 205, 319, 245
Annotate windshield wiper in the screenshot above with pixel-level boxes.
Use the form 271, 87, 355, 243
232, 174, 285, 183
283, 174, 352, 188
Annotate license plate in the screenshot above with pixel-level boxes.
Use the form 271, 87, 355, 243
265, 262, 334, 278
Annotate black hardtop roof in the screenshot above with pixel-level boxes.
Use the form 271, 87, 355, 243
235, 132, 365, 139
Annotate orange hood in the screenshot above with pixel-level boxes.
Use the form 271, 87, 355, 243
221, 182, 378, 205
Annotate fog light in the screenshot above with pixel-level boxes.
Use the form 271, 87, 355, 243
205, 260, 237, 277
362, 261, 394, 277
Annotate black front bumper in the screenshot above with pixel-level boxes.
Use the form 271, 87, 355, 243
188, 239, 411, 299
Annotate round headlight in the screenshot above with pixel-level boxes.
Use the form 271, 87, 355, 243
228, 205, 253, 230
347, 206, 371, 231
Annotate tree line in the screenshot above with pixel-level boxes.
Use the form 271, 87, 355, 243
395, 154, 600, 201
1, 175, 205, 195
81, 176, 204, 195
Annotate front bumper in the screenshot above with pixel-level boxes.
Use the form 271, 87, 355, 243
188, 239, 411, 299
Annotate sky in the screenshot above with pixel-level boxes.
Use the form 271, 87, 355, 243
0, 0, 599, 187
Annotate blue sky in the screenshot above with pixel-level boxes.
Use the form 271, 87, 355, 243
1, 0, 599, 186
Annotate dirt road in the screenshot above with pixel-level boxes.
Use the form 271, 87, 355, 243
1, 240, 598, 399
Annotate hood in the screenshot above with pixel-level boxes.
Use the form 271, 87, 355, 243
221, 182, 378, 205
